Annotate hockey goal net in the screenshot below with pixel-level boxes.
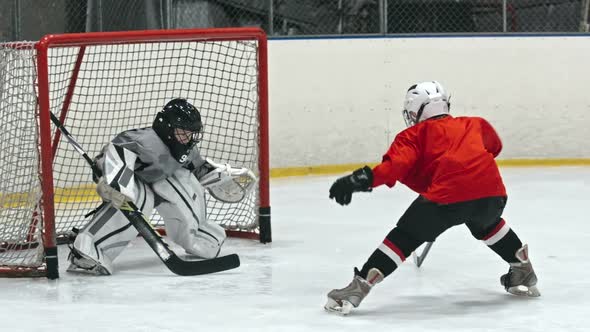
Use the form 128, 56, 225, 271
0, 27, 270, 279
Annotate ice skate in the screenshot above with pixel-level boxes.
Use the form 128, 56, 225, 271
66, 244, 111, 276
63, 227, 110, 275
324, 268, 383, 315
500, 244, 540, 297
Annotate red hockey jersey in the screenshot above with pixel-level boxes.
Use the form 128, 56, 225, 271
372, 115, 506, 204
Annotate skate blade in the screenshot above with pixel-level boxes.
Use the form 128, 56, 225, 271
324, 298, 353, 316
66, 263, 111, 276
507, 285, 541, 297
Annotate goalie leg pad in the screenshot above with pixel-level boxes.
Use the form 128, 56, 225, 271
152, 168, 227, 259
67, 232, 114, 276
68, 179, 155, 274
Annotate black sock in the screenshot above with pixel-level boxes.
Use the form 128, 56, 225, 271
359, 249, 397, 278
358, 227, 422, 278
488, 229, 523, 263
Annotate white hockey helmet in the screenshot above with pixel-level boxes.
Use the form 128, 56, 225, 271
402, 81, 450, 127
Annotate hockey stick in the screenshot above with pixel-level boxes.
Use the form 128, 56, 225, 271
49, 112, 240, 276
412, 241, 434, 268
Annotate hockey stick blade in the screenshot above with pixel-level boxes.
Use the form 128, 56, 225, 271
50, 111, 240, 276
412, 242, 434, 268
166, 253, 240, 276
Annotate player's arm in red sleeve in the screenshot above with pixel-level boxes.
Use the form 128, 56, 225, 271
371, 131, 419, 188
478, 117, 503, 158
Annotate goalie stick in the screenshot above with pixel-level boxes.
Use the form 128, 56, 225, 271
412, 241, 433, 268
49, 112, 240, 276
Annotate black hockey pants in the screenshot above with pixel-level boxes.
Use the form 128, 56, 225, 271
395, 195, 508, 247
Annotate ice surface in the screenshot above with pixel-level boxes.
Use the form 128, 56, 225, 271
1, 167, 589, 332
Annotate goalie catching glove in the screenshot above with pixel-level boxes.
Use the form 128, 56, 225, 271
198, 159, 257, 203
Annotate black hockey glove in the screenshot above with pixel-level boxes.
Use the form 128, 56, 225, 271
329, 166, 373, 206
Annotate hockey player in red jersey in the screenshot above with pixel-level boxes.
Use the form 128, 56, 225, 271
325, 81, 540, 315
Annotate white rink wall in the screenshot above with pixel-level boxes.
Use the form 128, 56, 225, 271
267, 36, 590, 168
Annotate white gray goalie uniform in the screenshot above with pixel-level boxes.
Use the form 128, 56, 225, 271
68, 98, 256, 275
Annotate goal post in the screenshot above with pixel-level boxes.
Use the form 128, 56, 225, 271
0, 27, 271, 279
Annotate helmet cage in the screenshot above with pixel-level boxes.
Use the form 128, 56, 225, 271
173, 127, 203, 149
402, 109, 416, 127
403, 101, 428, 127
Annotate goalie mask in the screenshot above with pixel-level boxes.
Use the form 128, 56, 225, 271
153, 98, 203, 163
402, 81, 450, 127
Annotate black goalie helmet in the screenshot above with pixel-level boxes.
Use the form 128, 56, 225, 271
152, 98, 203, 163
